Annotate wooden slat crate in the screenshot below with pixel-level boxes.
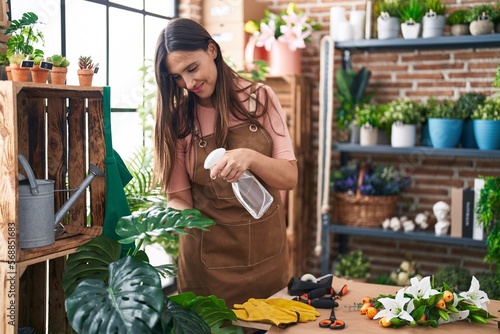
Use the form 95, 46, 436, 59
0, 82, 108, 333
265, 75, 313, 277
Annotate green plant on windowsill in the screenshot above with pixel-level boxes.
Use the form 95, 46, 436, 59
475, 176, 500, 290
48, 54, 70, 68
399, 0, 426, 24
355, 104, 383, 129
5, 12, 45, 58
335, 250, 371, 280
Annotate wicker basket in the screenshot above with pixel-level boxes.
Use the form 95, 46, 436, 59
332, 166, 400, 227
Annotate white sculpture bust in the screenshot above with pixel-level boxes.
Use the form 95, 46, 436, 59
433, 201, 450, 236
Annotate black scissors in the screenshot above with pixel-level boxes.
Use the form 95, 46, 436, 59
319, 302, 345, 330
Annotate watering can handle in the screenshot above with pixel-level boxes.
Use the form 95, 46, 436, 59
18, 154, 39, 195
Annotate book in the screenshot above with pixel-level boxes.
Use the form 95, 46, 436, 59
450, 188, 463, 238
473, 178, 486, 241
462, 188, 474, 239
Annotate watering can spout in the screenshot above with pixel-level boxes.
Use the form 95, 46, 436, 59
53, 164, 104, 227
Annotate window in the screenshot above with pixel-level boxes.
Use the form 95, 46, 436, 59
9, 0, 176, 159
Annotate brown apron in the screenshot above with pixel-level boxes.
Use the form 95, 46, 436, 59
177, 122, 290, 307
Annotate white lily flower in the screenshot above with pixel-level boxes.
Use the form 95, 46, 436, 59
374, 288, 414, 322
404, 276, 440, 300
459, 276, 490, 310
438, 309, 470, 324
255, 20, 277, 51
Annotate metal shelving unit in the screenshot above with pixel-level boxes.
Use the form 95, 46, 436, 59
320, 34, 499, 275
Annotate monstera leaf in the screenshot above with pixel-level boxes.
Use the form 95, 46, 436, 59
161, 298, 211, 334
62, 235, 121, 297
167, 293, 243, 334
65, 256, 164, 333
116, 206, 215, 245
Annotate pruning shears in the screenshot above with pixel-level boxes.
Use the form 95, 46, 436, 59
319, 301, 345, 330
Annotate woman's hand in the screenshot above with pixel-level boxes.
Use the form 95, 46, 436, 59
209, 148, 297, 190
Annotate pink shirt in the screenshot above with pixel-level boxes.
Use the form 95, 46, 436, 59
167, 84, 296, 194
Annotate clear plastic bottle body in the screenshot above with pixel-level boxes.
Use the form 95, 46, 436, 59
231, 171, 273, 219
204, 148, 273, 219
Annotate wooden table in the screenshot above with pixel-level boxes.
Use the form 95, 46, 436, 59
236, 277, 500, 333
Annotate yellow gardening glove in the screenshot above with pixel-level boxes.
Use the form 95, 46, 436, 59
233, 298, 299, 327
264, 298, 320, 322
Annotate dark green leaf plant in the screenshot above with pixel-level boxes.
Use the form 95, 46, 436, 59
399, 0, 426, 24
446, 9, 472, 25
5, 12, 45, 58
62, 206, 243, 334
335, 67, 373, 130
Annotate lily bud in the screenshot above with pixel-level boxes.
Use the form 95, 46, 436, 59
379, 316, 392, 327
360, 302, 372, 315
435, 298, 446, 310
442, 290, 453, 303
366, 306, 378, 319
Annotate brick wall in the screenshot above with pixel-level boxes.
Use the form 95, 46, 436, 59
179, 0, 499, 279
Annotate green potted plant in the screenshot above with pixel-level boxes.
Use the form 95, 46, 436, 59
355, 104, 382, 146
77, 55, 98, 86
399, 0, 426, 39
422, 0, 446, 38
455, 92, 486, 148
376, 0, 402, 39
334, 250, 371, 281
8, 53, 31, 82
471, 95, 500, 150
468, 4, 496, 35
475, 176, 500, 286
62, 206, 243, 333
446, 9, 472, 36
5, 12, 44, 59
47, 54, 70, 85
382, 99, 424, 147
335, 67, 373, 143
0, 52, 10, 80
426, 97, 465, 148
30, 55, 49, 84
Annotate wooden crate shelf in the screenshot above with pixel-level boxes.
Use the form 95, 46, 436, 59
0, 82, 108, 333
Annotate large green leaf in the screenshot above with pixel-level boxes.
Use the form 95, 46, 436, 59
169, 293, 243, 334
65, 256, 164, 333
161, 298, 211, 334
116, 206, 215, 245
62, 235, 121, 297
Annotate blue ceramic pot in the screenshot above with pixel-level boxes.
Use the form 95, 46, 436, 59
473, 119, 500, 150
428, 118, 464, 148
460, 119, 478, 148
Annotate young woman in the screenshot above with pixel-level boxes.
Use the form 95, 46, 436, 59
153, 18, 298, 307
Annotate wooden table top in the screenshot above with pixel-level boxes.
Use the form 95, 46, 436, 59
235, 276, 500, 333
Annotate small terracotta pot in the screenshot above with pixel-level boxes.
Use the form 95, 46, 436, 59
31, 65, 49, 83
77, 69, 94, 86
50, 67, 68, 85
10, 63, 31, 82
6, 66, 12, 81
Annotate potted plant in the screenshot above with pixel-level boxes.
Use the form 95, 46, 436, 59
399, 0, 426, 39
355, 104, 382, 146
471, 95, 500, 150
475, 176, 500, 287
455, 92, 486, 148
62, 206, 243, 333
331, 162, 410, 227
30, 55, 49, 84
8, 53, 31, 82
77, 55, 98, 86
468, 4, 496, 36
335, 67, 373, 143
426, 97, 465, 148
334, 250, 371, 281
382, 99, 424, 147
375, 0, 401, 39
422, 0, 446, 38
48, 54, 70, 85
244, 2, 321, 76
0, 52, 10, 80
446, 9, 472, 36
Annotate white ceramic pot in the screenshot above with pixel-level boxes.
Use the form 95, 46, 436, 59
422, 13, 445, 38
401, 22, 421, 39
377, 15, 400, 39
391, 123, 416, 147
360, 124, 378, 146
469, 19, 494, 36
